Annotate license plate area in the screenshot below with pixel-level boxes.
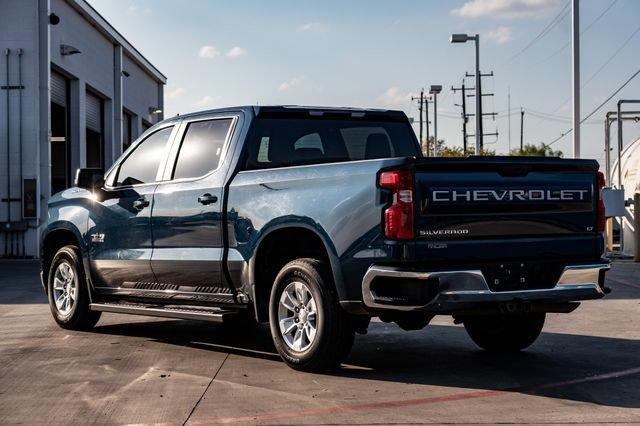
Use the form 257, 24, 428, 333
482, 262, 564, 292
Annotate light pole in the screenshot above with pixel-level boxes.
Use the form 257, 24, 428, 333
451, 33, 481, 155
429, 85, 442, 156
571, 0, 580, 158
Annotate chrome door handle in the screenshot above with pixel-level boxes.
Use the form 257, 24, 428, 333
198, 193, 218, 205
133, 198, 150, 210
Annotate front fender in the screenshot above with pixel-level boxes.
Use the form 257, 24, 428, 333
41, 189, 95, 291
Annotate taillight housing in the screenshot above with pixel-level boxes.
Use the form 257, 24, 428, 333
596, 171, 606, 233
379, 170, 415, 240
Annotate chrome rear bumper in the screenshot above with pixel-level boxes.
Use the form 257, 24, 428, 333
362, 263, 610, 312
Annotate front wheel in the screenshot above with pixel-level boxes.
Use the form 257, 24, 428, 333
269, 258, 355, 372
463, 313, 545, 352
47, 246, 101, 330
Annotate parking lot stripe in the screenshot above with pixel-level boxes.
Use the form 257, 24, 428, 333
199, 366, 640, 424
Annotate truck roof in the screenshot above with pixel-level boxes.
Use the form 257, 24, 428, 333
163, 105, 409, 123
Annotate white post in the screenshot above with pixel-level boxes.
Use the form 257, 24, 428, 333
508, 86, 511, 153
474, 35, 481, 155
571, 0, 580, 158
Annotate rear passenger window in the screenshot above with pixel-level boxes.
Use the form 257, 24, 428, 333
172, 118, 233, 180
245, 118, 419, 170
114, 126, 173, 187
340, 127, 393, 159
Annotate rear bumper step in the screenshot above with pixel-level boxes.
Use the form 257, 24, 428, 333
90, 302, 238, 323
362, 262, 610, 313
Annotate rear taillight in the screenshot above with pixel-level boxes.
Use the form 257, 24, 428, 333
379, 170, 415, 240
597, 171, 606, 233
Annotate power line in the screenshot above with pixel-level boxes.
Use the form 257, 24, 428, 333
549, 23, 640, 115
541, 0, 618, 63
548, 67, 640, 146
583, 24, 640, 87
508, 1, 570, 63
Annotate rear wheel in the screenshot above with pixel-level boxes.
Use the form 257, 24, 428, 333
463, 313, 545, 352
47, 246, 101, 330
269, 258, 355, 371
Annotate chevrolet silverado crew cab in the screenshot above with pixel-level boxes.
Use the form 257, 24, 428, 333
41, 106, 610, 371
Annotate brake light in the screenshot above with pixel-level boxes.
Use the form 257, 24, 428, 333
379, 170, 415, 240
597, 171, 606, 233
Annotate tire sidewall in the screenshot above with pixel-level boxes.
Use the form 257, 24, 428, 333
269, 261, 329, 366
47, 246, 84, 325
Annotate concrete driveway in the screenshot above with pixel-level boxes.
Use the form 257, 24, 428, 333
1, 260, 639, 424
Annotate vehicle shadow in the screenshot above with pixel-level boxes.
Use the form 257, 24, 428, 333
93, 318, 640, 410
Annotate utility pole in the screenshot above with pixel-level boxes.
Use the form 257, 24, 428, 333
425, 96, 432, 145
508, 86, 511, 152
571, 0, 580, 158
520, 108, 524, 150
411, 89, 424, 150
452, 82, 469, 152
464, 71, 496, 154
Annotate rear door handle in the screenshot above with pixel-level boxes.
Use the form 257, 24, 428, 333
198, 193, 218, 205
133, 198, 150, 210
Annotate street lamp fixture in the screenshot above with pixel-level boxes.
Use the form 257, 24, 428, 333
450, 34, 471, 43
450, 33, 482, 155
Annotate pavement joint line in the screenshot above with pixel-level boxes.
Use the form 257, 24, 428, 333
198, 366, 640, 424
182, 352, 229, 426
607, 276, 640, 290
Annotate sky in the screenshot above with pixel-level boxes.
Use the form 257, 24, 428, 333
90, 0, 640, 164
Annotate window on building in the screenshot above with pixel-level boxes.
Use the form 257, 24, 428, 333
123, 110, 134, 151
86, 91, 104, 170
172, 119, 233, 180
114, 126, 173, 187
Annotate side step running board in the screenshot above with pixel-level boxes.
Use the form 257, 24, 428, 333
90, 303, 238, 323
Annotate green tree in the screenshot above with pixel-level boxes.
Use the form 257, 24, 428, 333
421, 137, 496, 157
510, 143, 563, 157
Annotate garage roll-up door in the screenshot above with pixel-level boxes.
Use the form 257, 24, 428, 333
51, 72, 67, 107
86, 92, 102, 132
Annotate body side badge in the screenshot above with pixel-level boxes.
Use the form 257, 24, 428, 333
91, 233, 105, 243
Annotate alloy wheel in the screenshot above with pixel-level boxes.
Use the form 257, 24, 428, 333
278, 281, 318, 352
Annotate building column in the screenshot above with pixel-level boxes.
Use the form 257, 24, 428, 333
37, 0, 50, 225
133, 115, 142, 138
69, 79, 86, 170
157, 81, 164, 122
103, 98, 114, 167
112, 44, 123, 163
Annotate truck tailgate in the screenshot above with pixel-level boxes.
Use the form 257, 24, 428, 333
414, 157, 599, 240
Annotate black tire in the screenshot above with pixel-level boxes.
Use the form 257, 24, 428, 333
47, 245, 101, 330
463, 313, 545, 352
269, 258, 355, 372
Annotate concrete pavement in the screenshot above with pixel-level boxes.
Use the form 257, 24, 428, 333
0, 260, 639, 424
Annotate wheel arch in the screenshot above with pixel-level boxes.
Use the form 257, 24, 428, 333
41, 223, 89, 295
249, 221, 345, 322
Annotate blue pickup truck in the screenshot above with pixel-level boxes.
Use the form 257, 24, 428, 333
41, 105, 610, 371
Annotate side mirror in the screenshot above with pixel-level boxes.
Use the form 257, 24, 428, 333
74, 168, 104, 190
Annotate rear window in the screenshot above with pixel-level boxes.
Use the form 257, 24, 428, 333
245, 118, 420, 169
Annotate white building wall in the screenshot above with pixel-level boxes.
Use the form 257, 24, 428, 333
0, 0, 165, 258
50, 0, 114, 96
0, 0, 42, 256
123, 53, 163, 136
